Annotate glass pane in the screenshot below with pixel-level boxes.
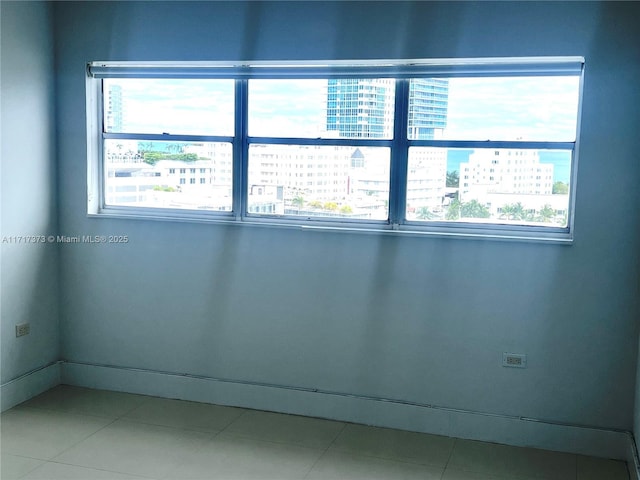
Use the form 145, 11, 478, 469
249, 79, 395, 139
248, 145, 390, 220
406, 147, 571, 227
104, 140, 233, 211
408, 76, 580, 142
103, 79, 234, 136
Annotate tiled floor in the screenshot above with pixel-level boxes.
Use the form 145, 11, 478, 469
0, 386, 630, 480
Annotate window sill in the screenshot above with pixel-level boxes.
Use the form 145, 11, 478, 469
88, 209, 573, 245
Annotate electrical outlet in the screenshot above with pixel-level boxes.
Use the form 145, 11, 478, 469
503, 352, 526, 368
15, 322, 30, 337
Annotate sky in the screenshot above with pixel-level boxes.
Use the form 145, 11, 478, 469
106, 76, 579, 139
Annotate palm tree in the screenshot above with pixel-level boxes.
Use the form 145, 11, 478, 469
500, 202, 525, 221
167, 143, 183, 154
536, 204, 555, 223
460, 199, 490, 219
292, 195, 305, 213
139, 141, 154, 153
416, 206, 435, 220
446, 199, 461, 220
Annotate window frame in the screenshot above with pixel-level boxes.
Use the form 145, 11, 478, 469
86, 57, 584, 243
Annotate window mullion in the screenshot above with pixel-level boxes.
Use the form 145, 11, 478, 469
234, 79, 248, 220
102, 132, 234, 143
389, 79, 410, 226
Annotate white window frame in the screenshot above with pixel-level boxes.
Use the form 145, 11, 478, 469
86, 57, 584, 243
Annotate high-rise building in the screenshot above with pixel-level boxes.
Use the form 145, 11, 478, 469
326, 79, 449, 139
407, 79, 449, 140
105, 84, 123, 132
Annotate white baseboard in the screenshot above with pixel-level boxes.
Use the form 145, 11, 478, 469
62, 361, 632, 461
628, 434, 640, 480
0, 362, 61, 412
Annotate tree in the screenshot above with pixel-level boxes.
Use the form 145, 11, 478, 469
323, 202, 338, 211
143, 151, 198, 165
536, 204, 555, 223
139, 142, 154, 152
500, 202, 525, 221
143, 152, 163, 165
446, 170, 459, 188
167, 143, 183, 154
460, 199, 490, 219
340, 205, 353, 214
292, 195, 305, 212
445, 199, 461, 220
552, 181, 569, 195
416, 206, 435, 220
500, 202, 534, 222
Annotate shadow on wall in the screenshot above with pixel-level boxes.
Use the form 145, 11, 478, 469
1, 241, 60, 384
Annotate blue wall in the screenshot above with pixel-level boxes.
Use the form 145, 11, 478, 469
1, 2, 59, 386
53, 1, 640, 431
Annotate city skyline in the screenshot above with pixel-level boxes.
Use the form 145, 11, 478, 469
105, 76, 580, 142
102, 76, 578, 225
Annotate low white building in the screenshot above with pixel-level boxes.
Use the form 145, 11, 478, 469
459, 149, 554, 201
456, 149, 568, 225
104, 142, 450, 218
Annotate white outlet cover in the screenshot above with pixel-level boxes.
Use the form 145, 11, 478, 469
15, 323, 30, 337
503, 352, 527, 368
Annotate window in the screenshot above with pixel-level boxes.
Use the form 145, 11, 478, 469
87, 58, 583, 241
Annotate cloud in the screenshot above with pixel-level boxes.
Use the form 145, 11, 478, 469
107, 76, 581, 143
443, 76, 580, 141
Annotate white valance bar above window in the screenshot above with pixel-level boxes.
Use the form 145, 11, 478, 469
87, 57, 584, 79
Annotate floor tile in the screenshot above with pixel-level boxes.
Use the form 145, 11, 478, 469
305, 450, 444, 480
122, 396, 245, 432
0, 407, 113, 460
224, 409, 345, 449
0, 454, 45, 480
21, 462, 151, 479
442, 466, 540, 480
3, 386, 631, 480
21, 385, 148, 419
447, 439, 509, 475
162, 432, 324, 479
329, 423, 455, 467
511, 446, 576, 480
448, 439, 576, 480
577, 455, 629, 480
52, 419, 213, 478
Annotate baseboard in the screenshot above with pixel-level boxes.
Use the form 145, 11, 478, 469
61, 361, 633, 461
0, 362, 61, 412
627, 433, 640, 480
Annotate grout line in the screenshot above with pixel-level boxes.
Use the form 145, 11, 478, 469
12, 404, 118, 422
0, 453, 46, 479
302, 421, 348, 479
115, 396, 152, 420
441, 437, 458, 479
215, 406, 252, 436
47, 416, 120, 463
42, 459, 156, 479
109, 416, 225, 436
10, 386, 628, 480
